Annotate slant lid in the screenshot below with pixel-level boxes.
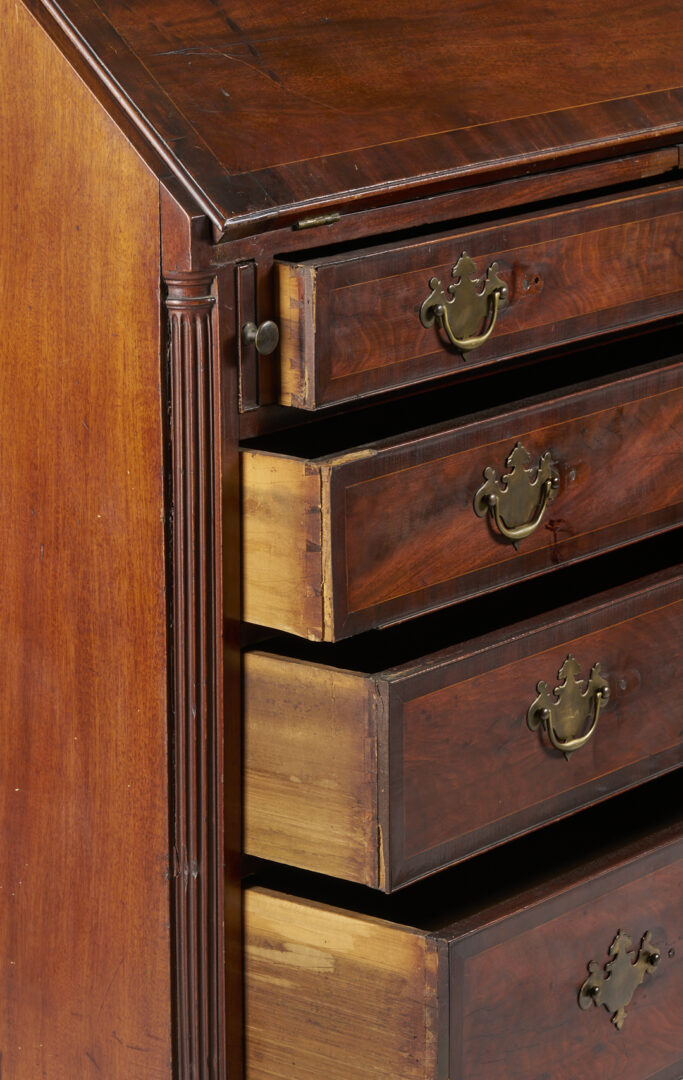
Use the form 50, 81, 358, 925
42, 0, 683, 239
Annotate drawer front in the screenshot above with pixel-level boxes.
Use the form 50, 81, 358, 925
395, 571, 683, 887
451, 836, 683, 1080
244, 567, 683, 890
329, 363, 683, 639
277, 183, 683, 409
242, 361, 683, 640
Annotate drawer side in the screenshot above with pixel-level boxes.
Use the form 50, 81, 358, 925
244, 653, 381, 887
279, 263, 317, 409
245, 888, 447, 1080
242, 452, 324, 638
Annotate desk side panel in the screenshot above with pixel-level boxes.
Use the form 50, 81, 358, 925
0, 4, 172, 1077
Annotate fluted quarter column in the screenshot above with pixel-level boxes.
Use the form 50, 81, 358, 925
165, 272, 224, 1080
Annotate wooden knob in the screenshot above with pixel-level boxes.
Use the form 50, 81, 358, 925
242, 320, 280, 355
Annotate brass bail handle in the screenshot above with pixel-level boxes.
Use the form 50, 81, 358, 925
433, 285, 506, 351
536, 686, 607, 755
473, 443, 560, 549
419, 253, 508, 352
527, 656, 610, 760
487, 475, 557, 543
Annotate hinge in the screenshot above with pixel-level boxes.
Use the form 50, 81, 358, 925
293, 211, 342, 231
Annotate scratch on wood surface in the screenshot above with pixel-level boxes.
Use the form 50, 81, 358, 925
85, 1050, 101, 1072
97, 957, 124, 1019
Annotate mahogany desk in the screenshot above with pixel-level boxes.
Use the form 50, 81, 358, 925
1, 2, 681, 1077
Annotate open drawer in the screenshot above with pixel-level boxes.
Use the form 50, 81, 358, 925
245, 553, 683, 890
242, 345, 683, 640
276, 181, 683, 409
245, 783, 683, 1080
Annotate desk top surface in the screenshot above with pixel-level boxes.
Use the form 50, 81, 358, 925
36, 0, 683, 237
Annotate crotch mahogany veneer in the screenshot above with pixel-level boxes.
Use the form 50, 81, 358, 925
2, 1, 681, 1078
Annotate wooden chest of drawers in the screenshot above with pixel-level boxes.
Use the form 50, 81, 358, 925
2, 2, 681, 1079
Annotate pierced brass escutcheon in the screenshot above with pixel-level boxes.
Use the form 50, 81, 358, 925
527, 655, 609, 759
473, 442, 559, 548
579, 930, 662, 1030
419, 253, 508, 351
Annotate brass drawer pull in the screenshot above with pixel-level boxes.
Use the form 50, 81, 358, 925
579, 930, 662, 1029
527, 656, 609, 759
473, 442, 560, 548
419, 253, 508, 351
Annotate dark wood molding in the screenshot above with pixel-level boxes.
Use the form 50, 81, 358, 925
165, 272, 225, 1080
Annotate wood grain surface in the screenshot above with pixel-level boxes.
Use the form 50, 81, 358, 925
26, 0, 683, 236
450, 837, 683, 1080
241, 452, 323, 638
244, 888, 447, 1080
244, 655, 380, 886
277, 183, 683, 408
0, 2, 172, 1076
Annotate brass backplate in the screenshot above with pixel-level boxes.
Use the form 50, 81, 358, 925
473, 442, 559, 547
527, 655, 609, 758
419, 252, 507, 341
579, 930, 662, 1029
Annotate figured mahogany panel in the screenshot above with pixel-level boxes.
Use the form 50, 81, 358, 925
0, 2, 172, 1077
332, 361, 683, 638
26, 0, 683, 236
392, 573, 683, 887
277, 183, 683, 408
